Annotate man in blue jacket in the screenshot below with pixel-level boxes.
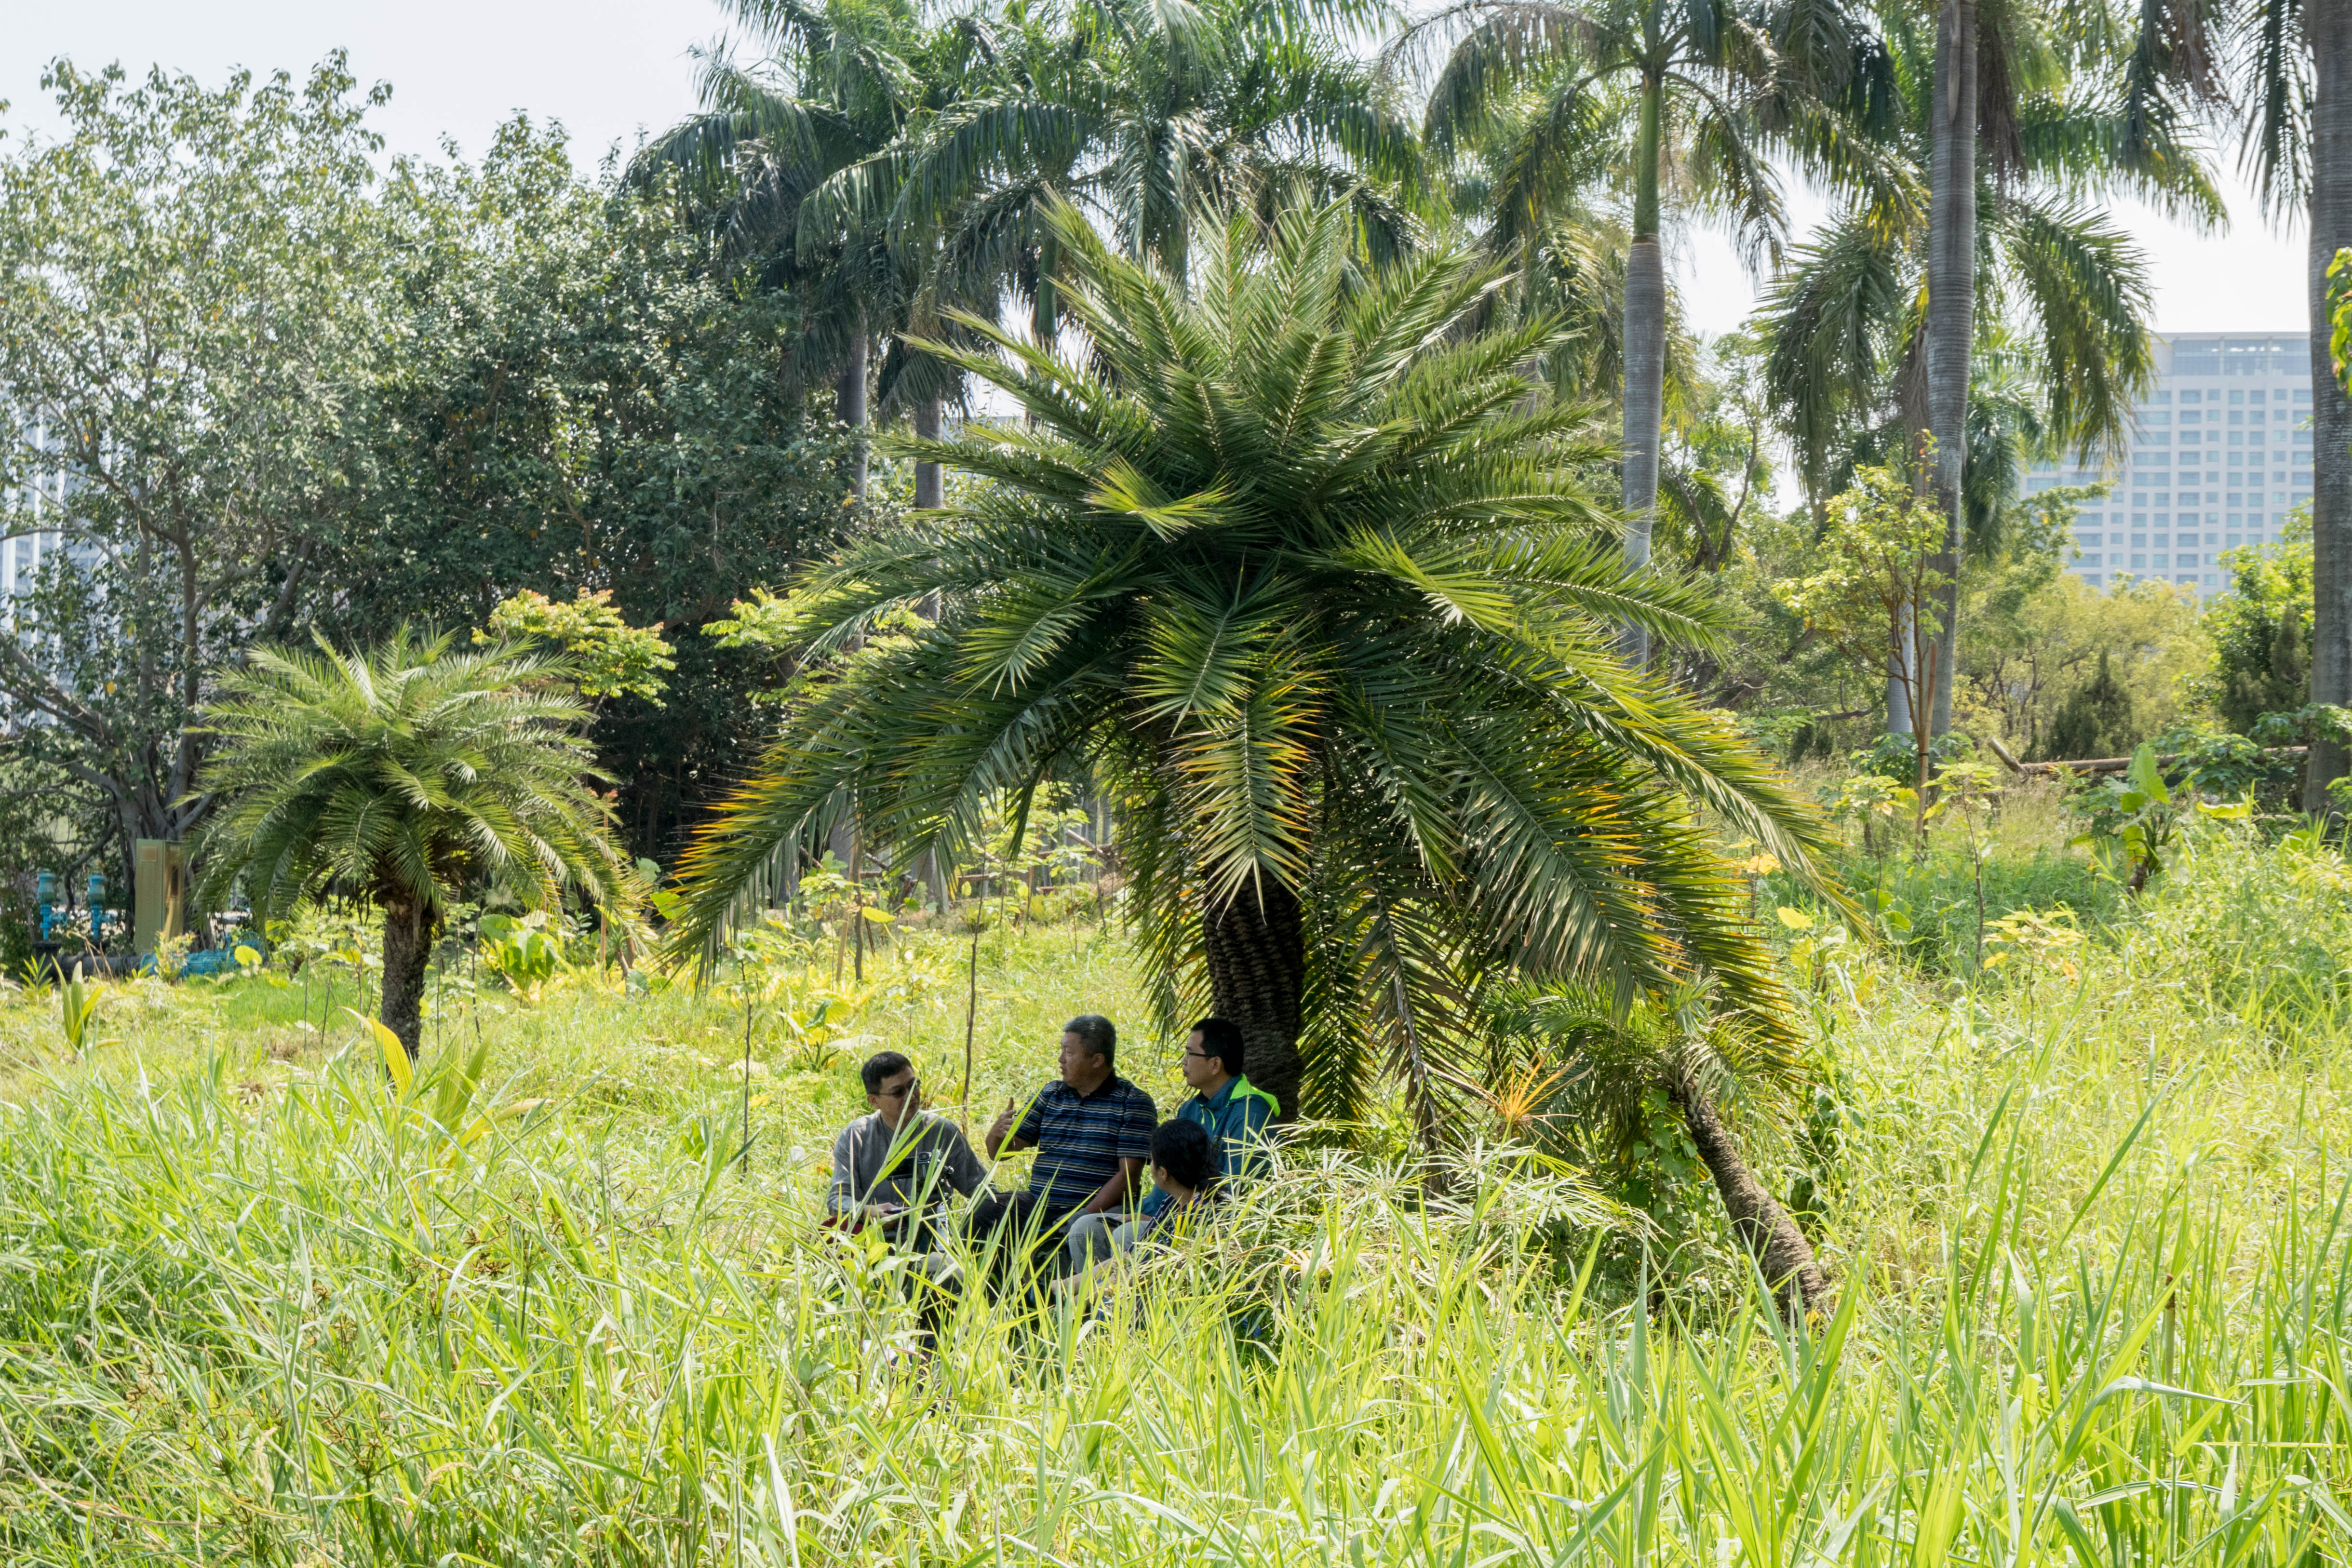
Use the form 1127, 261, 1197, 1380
1068, 1016, 1277, 1270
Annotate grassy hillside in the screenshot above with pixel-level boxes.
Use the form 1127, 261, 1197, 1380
1, 795, 2349, 1565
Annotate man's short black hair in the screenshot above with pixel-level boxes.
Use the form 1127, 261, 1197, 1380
1063, 1014, 1116, 1071
1151, 1117, 1217, 1191
1188, 1017, 1245, 1076
860, 1049, 914, 1096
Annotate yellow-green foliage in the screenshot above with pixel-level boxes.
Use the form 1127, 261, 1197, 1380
477, 587, 676, 702
0, 828, 2349, 1564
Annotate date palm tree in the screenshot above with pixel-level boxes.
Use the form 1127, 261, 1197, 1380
1402, 0, 1906, 661
662, 198, 1830, 1136
194, 628, 632, 1059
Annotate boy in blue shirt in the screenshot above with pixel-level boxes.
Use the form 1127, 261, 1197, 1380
1069, 1016, 1276, 1268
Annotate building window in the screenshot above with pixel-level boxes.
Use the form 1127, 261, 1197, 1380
2131, 553, 2147, 568
2153, 553, 2170, 568
2081, 552, 2102, 568
2131, 532, 2147, 547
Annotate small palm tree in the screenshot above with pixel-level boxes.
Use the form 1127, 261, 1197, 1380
1486, 978, 1828, 1313
664, 197, 1830, 1136
194, 628, 631, 1059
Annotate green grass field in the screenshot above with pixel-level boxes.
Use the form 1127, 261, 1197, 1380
2, 790, 2350, 1565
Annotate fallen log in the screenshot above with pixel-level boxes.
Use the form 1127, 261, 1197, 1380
1984, 735, 2308, 778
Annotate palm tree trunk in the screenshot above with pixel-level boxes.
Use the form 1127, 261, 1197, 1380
1924, 0, 1978, 737
380, 896, 436, 1062
915, 396, 943, 510
1619, 76, 1668, 669
1200, 879, 1306, 1119
838, 330, 870, 498
1033, 228, 1060, 346
2306, 0, 2352, 814
1670, 1071, 1829, 1317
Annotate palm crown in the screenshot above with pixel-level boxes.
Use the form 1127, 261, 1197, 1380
667, 199, 1828, 1128
196, 628, 631, 1055
1753, 1, 2215, 517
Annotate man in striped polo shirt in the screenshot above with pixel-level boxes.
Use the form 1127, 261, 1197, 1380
976, 1014, 1156, 1273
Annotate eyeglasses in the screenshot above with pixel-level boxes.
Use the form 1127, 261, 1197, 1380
876, 1081, 917, 1100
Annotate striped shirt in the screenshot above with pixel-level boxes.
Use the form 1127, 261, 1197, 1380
1014, 1074, 1158, 1208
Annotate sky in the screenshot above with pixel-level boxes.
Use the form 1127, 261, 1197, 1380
0, 0, 2316, 341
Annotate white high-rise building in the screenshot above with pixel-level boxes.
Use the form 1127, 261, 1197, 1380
5, 418, 73, 614
2025, 333, 2316, 595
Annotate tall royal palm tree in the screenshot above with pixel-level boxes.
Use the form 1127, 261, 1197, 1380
2199, 0, 2352, 807
662, 199, 1829, 1136
194, 629, 632, 1059
1404, 0, 1905, 662
1900, 0, 2224, 734
889, 0, 1420, 339
634, 0, 938, 497
1754, 1, 2213, 728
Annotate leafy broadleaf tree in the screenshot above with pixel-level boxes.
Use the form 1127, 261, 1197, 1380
336, 119, 863, 860
1772, 452, 1951, 796
0, 58, 392, 879
2040, 649, 2137, 761
663, 199, 1828, 1136
194, 630, 632, 1059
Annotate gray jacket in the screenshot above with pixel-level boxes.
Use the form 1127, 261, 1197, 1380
826, 1111, 989, 1216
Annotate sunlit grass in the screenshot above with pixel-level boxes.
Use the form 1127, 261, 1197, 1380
1, 815, 2349, 1564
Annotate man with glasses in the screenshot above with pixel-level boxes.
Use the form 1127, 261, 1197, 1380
1068, 1016, 1277, 1271
828, 1050, 989, 1233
